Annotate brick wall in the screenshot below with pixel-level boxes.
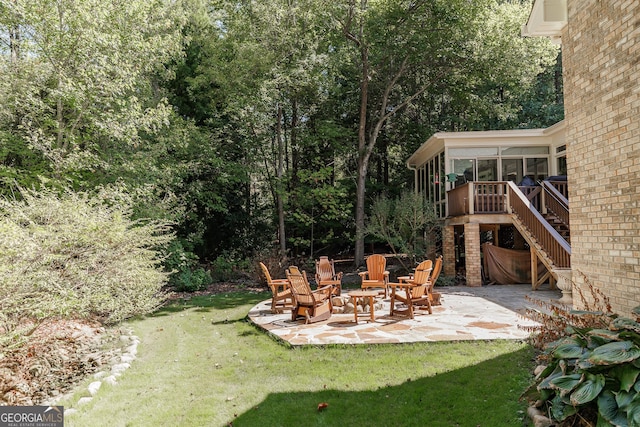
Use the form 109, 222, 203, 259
564, 0, 640, 316
443, 225, 456, 277
464, 223, 482, 286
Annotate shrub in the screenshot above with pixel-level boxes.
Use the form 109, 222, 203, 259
163, 240, 212, 292
435, 275, 456, 287
0, 187, 172, 338
366, 190, 440, 271
521, 275, 640, 426
210, 251, 252, 282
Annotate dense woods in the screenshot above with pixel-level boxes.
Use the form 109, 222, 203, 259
0, 0, 562, 288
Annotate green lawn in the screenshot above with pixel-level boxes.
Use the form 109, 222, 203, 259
61, 291, 536, 426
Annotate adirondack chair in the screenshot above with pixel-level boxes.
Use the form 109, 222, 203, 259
413, 255, 444, 311
389, 259, 433, 318
427, 255, 444, 306
286, 266, 333, 324
358, 254, 390, 297
259, 262, 294, 314
315, 256, 343, 296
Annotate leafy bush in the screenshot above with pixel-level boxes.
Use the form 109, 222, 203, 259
163, 240, 212, 292
521, 276, 640, 426
210, 251, 252, 282
435, 275, 456, 287
366, 190, 440, 271
0, 187, 172, 336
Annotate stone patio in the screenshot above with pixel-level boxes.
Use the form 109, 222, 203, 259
248, 284, 562, 345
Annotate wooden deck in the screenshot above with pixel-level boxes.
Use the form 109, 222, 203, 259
446, 181, 571, 270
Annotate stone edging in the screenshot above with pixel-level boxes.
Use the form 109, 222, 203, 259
47, 326, 140, 416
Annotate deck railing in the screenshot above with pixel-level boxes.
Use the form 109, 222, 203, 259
506, 182, 571, 268
447, 181, 540, 216
548, 180, 568, 199
446, 181, 571, 269
541, 181, 569, 228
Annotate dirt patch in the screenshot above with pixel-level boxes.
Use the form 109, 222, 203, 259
165, 281, 266, 301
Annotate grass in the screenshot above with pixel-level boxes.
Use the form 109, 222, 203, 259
60, 291, 536, 426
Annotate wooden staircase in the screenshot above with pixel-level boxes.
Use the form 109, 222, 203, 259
543, 212, 570, 243
506, 181, 571, 290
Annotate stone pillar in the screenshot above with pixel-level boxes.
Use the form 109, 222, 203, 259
464, 222, 482, 287
443, 225, 456, 277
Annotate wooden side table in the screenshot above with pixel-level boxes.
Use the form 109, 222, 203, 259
347, 290, 379, 324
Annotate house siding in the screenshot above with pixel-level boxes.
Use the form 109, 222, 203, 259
564, 0, 640, 315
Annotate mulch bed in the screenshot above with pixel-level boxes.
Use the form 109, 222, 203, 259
0, 319, 110, 406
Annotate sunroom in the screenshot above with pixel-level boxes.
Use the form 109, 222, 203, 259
407, 121, 568, 288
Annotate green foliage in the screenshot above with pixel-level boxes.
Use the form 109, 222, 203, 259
210, 251, 253, 283
1, 0, 565, 271
0, 0, 185, 182
455, 0, 561, 130
435, 275, 456, 287
366, 191, 439, 269
163, 240, 212, 292
0, 131, 51, 197
0, 187, 172, 341
522, 277, 640, 426
287, 165, 353, 256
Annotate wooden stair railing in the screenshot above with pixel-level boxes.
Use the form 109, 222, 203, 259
541, 180, 570, 230
445, 181, 571, 288
507, 181, 571, 270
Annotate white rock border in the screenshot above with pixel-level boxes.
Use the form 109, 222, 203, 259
45, 326, 140, 417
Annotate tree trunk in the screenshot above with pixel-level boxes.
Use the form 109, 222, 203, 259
347, 1, 428, 266
276, 104, 287, 259
354, 12, 369, 267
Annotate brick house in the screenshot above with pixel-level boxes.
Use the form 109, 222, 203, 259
523, 0, 640, 316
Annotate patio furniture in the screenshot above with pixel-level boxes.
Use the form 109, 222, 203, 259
427, 255, 443, 306
347, 290, 379, 324
286, 266, 334, 324
314, 256, 343, 296
259, 262, 294, 314
403, 256, 444, 309
358, 254, 390, 298
389, 260, 433, 318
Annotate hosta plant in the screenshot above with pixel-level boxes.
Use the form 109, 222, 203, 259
524, 308, 640, 426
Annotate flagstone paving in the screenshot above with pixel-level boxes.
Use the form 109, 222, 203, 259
248, 284, 562, 345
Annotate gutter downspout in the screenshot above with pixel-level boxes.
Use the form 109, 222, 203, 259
406, 160, 418, 196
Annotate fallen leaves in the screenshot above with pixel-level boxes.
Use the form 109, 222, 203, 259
0, 319, 113, 405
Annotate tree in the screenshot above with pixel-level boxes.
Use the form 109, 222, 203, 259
332, 0, 481, 265
203, 0, 345, 259
0, 0, 185, 182
329, 0, 560, 265
366, 190, 439, 271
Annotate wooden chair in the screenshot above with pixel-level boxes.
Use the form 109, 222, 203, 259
359, 254, 390, 297
259, 262, 294, 314
390, 260, 433, 318
315, 256, 343, 296
428, 255, 443, 306
286, 266, 333, 324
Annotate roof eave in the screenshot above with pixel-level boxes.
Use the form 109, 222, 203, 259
521, 0, 567, 44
